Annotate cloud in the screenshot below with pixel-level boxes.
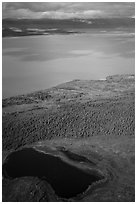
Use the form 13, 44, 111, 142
2, 2, 135, 19
3, 8, 45, 19
40, 10, 104, 19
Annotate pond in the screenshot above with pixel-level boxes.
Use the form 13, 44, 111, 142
3, 148, 103, 198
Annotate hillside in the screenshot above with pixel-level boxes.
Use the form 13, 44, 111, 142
2, 74, 135, 201
2, 18, 135, 37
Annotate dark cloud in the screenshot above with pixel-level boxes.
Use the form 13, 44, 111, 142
2, 2, 135, 19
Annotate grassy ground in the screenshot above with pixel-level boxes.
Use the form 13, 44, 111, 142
2, 74, 135, 201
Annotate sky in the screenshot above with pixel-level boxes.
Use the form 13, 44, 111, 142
2, 2, 135, 19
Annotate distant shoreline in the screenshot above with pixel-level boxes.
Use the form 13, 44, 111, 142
2, 30, 135, 39
2, 74, 135, 103
2, 30, 82, 38
2, 33, 81, 39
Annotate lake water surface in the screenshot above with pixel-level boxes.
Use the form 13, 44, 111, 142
3, 30, 135, 98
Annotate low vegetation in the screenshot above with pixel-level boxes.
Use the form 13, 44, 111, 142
2, 75, 135, 202
3, 75, 134, 151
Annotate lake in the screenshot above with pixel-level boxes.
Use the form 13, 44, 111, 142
2, 30, 135, 98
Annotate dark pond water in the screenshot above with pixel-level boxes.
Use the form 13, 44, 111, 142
2, 148, 102, 198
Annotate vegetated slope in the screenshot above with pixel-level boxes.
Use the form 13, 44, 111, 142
3, 177, 58, 202
2, 75, 135, 151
